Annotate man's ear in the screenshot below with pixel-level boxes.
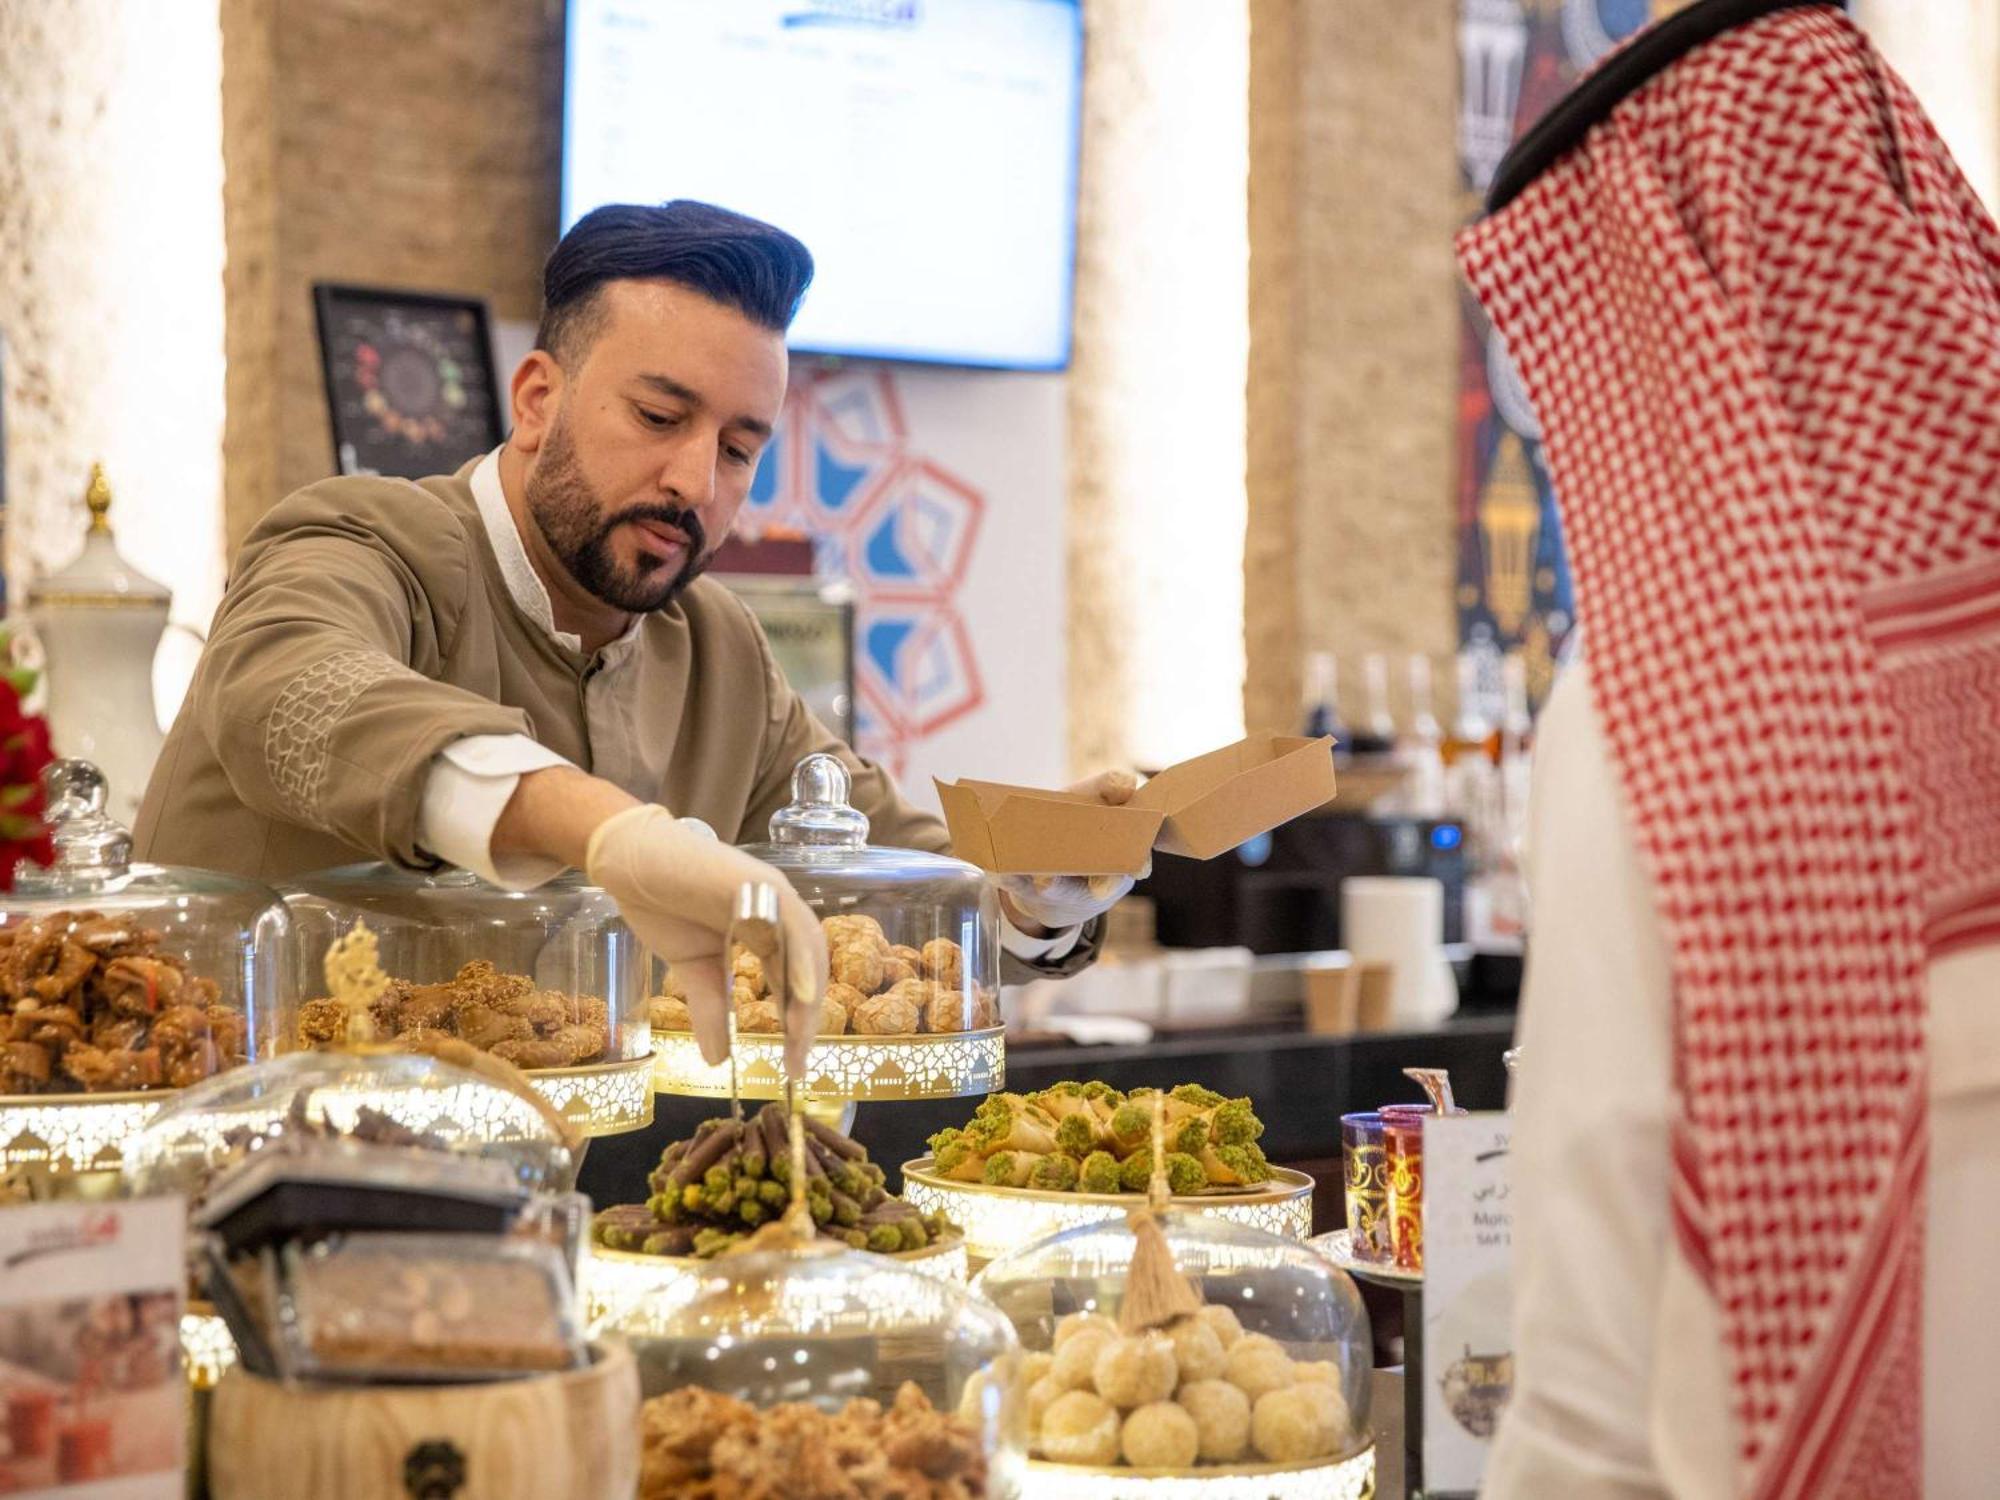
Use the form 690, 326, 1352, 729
509, 350, 564, 453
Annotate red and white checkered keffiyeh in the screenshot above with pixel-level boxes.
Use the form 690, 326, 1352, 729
1459, 8, 2000, 1498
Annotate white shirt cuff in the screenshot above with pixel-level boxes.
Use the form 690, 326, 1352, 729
418, 733, 574, 891
1000, 916, 1085, 964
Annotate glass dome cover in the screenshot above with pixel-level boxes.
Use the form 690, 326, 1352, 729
601, 1235, 1025, 1498
278, 862, 649, 1068
121, 1048, 578, 1202
973, 1212, 1374, 1497
724, 752, 1000, 1038
0, 760, 286, 1100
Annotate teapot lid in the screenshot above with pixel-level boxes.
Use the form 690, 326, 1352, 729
25, 464, 171, 608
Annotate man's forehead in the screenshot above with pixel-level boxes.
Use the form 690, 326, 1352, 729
587, 280, 787, 410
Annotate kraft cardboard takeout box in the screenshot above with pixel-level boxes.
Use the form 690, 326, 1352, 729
936, 734, 1336, 877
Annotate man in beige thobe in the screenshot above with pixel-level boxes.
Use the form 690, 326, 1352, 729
138, 200, 1128, 1068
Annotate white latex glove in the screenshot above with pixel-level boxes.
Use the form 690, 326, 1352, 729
994, 769, 1145, 932
586, 805, 829, 1074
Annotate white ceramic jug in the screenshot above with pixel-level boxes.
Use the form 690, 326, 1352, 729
24, 465, 190, 827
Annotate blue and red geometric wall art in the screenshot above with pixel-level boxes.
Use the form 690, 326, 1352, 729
738, 365, 988, 775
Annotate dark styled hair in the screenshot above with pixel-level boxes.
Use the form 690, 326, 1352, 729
536, 200, 815, 361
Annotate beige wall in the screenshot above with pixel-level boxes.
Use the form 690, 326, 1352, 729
0, 0, 229, 639
1244, 0, 1463, 739
1067, 0, 1250, 777
221, 0, 563, 547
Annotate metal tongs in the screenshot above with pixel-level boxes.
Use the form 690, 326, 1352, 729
726, 879, 791, 1123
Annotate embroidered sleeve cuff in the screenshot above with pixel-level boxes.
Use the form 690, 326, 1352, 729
418, 733, 574, 891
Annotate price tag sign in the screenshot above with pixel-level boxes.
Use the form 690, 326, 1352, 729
0, 1198, 186, 1496
1421, 1112, 1514, 1495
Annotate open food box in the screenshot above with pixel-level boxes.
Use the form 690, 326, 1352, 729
936, 734, 1336, 877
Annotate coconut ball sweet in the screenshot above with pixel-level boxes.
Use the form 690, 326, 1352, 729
1051, 1323, 1119, 1391
1224, 1334, 1296, 1403
1251, 1383, 1343, 1463
1121, 1400, 1200, 1468
1165, 1314, 1227, 1384
1293, 1359, 1342, 1389
1176, 1378, 1253, 1464
1040, 1389, 1121, 1466
1054, 1312, 1118, 1349
1093, 1332, 1179, 1409
1027, 1374, 1069, 1431
1196, 1303, 1246, 1349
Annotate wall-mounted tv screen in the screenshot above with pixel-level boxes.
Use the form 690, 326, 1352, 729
563, 0, 1083, 371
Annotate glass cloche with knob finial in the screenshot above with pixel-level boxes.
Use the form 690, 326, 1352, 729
121, 1047, 580, 1206
598, 1230, 1026, 1499
650, 752, 1004, 1103
0, 760, 287, 1119
972, 1212, 1376, 1499
275, 864, 653, 1136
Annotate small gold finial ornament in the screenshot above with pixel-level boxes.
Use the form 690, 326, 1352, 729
323, 918, 389, 1046
84, 463, 113, 536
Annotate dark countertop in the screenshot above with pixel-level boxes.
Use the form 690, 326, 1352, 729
578, 1012, 1516, 1209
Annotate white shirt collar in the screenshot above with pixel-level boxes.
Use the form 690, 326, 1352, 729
469, 449, 642, 660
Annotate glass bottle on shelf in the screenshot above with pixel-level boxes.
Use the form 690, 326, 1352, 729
1398, 655, 1447, 820
1487, 652, 1535, 949
1350, 653, 1398, 756
1301, 651, 1348, 757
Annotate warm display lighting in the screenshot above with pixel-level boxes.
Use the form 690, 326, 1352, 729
652, 1030, 1003, 1103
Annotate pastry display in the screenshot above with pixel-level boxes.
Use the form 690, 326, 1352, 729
637, 1382, 988, 1500
927, 1083, 1274, 1194
649, 918, 999, 1040
297, 959, 611, 1068
280, 1233, 584, 1379
1014, 1309, 1347, 1467
592, 1103, 957, 1258
278, 865, 655, 1130
0, 908, 247, 1094
975, 1213, 1373, 1484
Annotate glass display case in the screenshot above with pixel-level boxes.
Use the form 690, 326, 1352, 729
0, 761, 288, 1181
278, 865, 653, 1136
122, 1049, 580, 1204
126, 1046, 584, 1387
973, 1214, 1375, 1498
650, 753, 1005, 1103
598, 1237, 1026, 1498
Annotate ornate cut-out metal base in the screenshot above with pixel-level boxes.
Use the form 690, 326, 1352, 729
528, 1054, 656, 1137
0, 1090, 166, 1178
901, 1162, 1316, 1267
1312, 1228, 1422, 1287
651, 1028, 1004, 1102
1025, 1447, 1375, 1499
582, 1234, 971, 1332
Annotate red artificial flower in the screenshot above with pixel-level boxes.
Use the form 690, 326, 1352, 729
0, 678, 56, 892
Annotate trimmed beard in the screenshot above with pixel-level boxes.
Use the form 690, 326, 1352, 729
524, 410, 710, 614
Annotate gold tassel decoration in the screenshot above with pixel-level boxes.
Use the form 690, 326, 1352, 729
1118, 1090, 1205, 1335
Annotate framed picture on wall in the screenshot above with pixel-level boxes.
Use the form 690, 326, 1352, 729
312, 283, 506, 480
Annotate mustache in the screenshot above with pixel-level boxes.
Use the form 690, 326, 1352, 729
601, 503, 707, 559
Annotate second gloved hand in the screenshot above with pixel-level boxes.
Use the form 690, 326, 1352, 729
586, 805, 829, 1074
994, 768, 1145, 933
